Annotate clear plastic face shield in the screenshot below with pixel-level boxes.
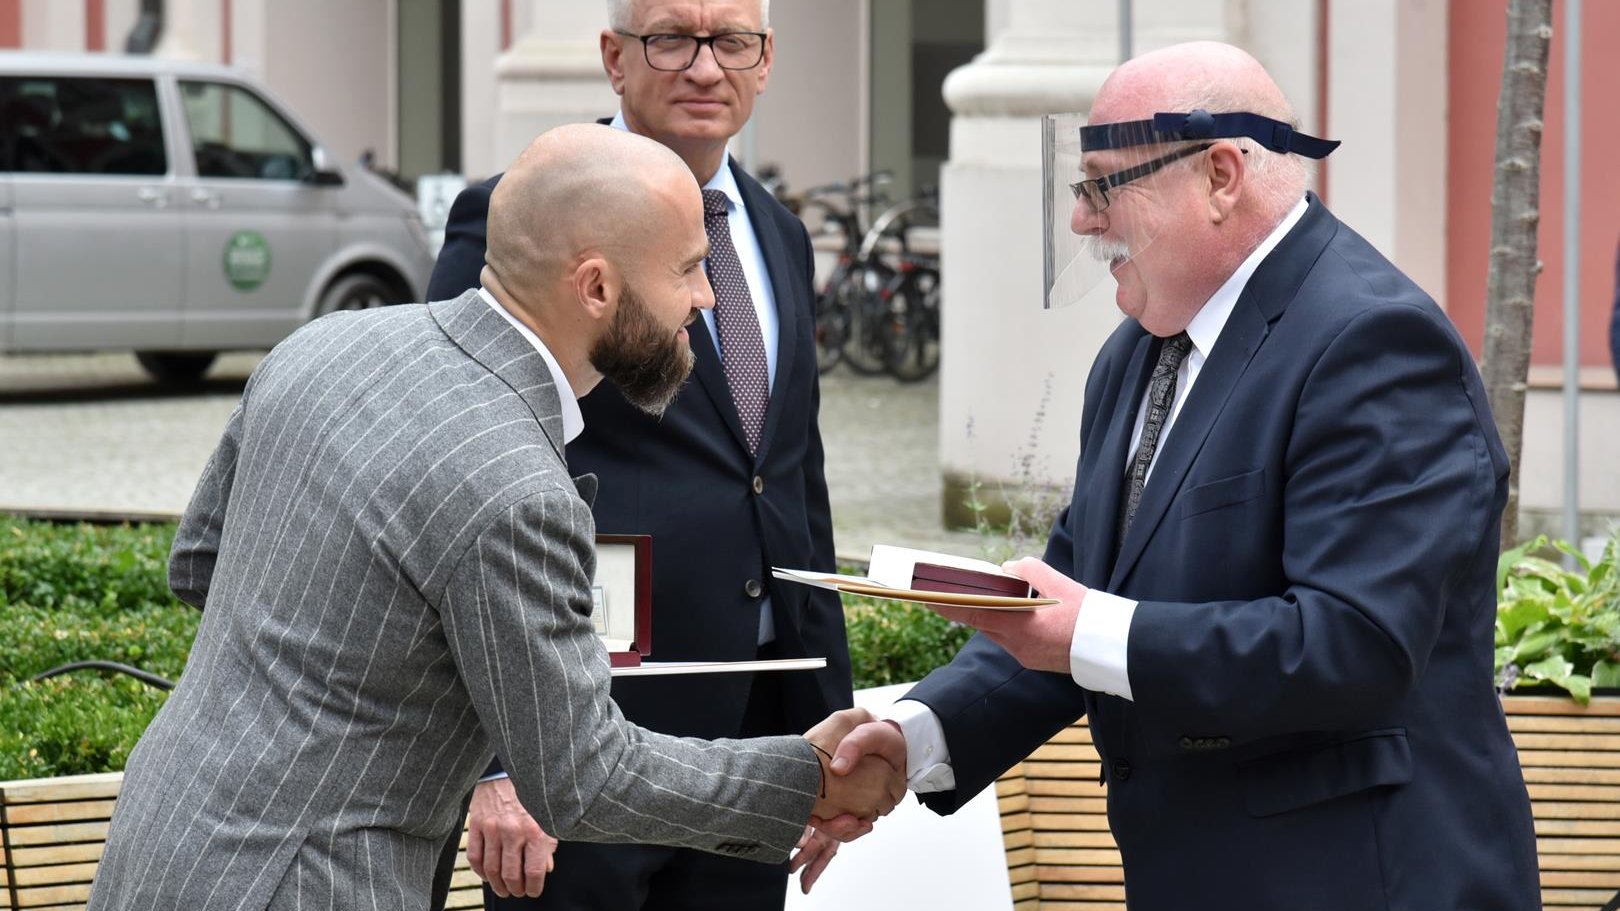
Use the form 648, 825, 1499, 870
1041, 110, 1340, 309
1042, 114, 1192, 310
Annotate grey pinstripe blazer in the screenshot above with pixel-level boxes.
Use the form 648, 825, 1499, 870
87, 291, 820, 911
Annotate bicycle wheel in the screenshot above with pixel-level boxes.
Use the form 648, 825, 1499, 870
814, 283, 850, 373
840, 263, 895, 376
884, 266, 941, 382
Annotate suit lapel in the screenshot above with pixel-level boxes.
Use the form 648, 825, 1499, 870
1109, 299, 1270, 587
431, 289, 569, 465
1084, 332, 1154, 585
1108, 194, 1339, 587
684, 315, 754, 454
733, 160, 799, 465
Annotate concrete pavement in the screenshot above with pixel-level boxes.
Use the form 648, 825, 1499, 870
0, 351, 988, 561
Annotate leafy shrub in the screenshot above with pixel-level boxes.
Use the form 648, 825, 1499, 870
0, 520, 981, 779
0, 517, 177, 614
0, 518, 195, 780
1495, 532, 1620, 703
0, 675, 170, 779
844, 594, 974, 689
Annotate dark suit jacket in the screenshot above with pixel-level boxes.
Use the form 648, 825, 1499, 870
427, 157, 852, 750
906, 196, 1541, 910
1611, 240, 1620, 386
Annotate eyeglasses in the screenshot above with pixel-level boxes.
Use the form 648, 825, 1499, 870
1069, 142, 1213, 213
616, 31, 768, 72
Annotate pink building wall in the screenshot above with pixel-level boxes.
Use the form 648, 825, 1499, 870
1448, 0, 1620, 369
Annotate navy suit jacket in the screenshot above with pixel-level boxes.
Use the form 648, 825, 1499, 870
1610, 239, 1619, 386
427, 157, 852, 748
906, 196, 1540, 910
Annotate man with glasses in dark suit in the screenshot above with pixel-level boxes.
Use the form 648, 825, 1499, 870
426, 2, 851, 909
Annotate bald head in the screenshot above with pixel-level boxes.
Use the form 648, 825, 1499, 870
484, 123, 703, 310
1076, 42, 1312, 337
1094, 41, 1291, 125
1093, 41, 1307, 219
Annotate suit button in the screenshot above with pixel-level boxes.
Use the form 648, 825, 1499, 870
744, 579, 763, 598
752, 475, 765, 495
1111, 758, 1132, 781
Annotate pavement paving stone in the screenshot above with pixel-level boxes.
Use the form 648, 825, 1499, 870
0, 352, 995, 563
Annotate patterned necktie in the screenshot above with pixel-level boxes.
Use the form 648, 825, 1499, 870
1118, 331, 1193, 545
701, 189, 770, 454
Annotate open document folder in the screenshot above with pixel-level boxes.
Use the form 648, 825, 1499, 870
609, 657, 827, 677
773, 545, 1060, 611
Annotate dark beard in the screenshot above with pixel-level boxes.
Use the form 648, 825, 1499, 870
589, 282, 695, 417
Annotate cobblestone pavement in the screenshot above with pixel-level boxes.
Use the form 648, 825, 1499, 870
0, 352, 984, 561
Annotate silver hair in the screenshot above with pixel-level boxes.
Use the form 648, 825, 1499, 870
607, 0, 770, 31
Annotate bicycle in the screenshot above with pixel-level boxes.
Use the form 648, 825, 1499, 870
794, 171, 894, 374
857, 186, 941, 381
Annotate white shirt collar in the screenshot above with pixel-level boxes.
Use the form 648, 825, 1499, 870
609, 109, 744, 210
1183, 197, 1310, 360
477, 287, 585, 444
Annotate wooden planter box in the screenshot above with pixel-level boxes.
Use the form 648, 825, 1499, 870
2, 692, 1615, 910
993, 692, 1620, 910
0, 773, 485, 910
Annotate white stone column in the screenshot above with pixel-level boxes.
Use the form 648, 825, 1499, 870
152, 0, 224, 63
937, 0, 1230, 526
1325, 0, 1448, 306
492, 1, 620, 172
21, 0, 86, 51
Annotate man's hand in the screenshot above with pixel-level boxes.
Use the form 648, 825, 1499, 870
805, 708, 904, 835
926, 557, 1088, 674
788, 824, 840, 893
465, 777, 558, 899
816, 718, 908, 840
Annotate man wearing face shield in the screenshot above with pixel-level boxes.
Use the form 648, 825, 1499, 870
824, 40, 1541, 910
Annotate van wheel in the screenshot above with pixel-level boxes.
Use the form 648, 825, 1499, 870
136, 352, 218, 386
316, 273, 401, 316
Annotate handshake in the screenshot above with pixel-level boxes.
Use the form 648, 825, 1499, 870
790, 706, 912, 891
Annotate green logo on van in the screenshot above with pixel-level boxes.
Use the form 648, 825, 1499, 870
223, 231, 272, 292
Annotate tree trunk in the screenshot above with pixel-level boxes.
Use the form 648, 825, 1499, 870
1481, 0, 1554, 550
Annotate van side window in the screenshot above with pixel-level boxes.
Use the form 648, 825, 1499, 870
0, 76, 167, 176
179, 81, 314, 181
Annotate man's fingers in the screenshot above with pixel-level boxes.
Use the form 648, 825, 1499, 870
810, 813, 873, 842
1001, 556, 1072, 599
802, 843, 837, 893
466, 827, 485, 875
830, 720, 904, 774
499, 835, 525, 897
790, 826, 842, 893
522, 843, 548, 898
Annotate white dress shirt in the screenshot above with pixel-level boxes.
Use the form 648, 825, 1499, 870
478, 287, 584, 444
610, 111, 779, 645
889, 198, 1311, 793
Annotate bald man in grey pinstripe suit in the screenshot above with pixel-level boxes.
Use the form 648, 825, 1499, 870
86, 125, 900, 911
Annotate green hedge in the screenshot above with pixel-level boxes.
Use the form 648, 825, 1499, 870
0, 518, 976, 780
0, 517, 196, 780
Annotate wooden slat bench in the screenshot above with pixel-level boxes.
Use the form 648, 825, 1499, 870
4, 694, 1616, 911
0, 774, 485, 911
993, 693, 1620, 910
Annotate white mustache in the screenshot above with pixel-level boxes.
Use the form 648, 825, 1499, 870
1079, 234, 1133, 265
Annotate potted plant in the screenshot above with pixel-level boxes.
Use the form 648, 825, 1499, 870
1494, 531, 1620, 702
1491, 529, 1620, 908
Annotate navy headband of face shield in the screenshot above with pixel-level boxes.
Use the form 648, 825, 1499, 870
1078, 109, 1340, 159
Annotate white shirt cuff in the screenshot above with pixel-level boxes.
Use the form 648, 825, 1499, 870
1070, 589, 1137, 700
478, 770, 510, 784
879, 699, 956, 793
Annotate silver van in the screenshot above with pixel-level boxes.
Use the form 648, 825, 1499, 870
0, 53, 436, 383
